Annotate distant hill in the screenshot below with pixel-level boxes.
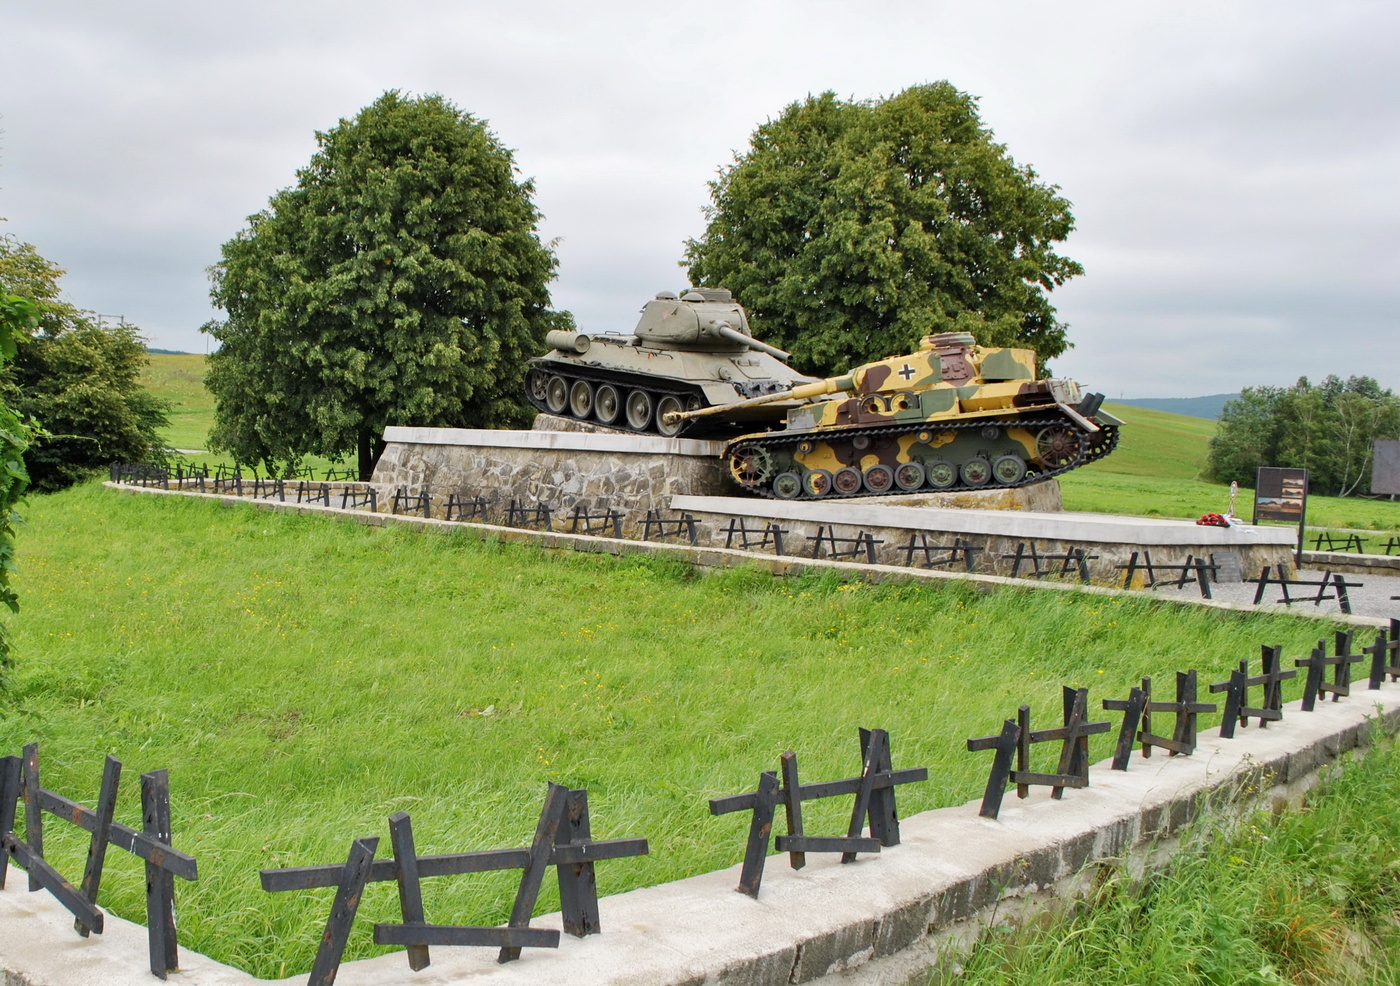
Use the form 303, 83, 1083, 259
145, 347, 194, 356
1111, 394, 1238, 420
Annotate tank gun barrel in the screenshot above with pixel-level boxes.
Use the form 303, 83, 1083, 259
664, 373, 854, 425
714, 324, 792, 361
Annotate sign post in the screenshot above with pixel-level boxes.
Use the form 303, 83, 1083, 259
1253, 467, 1308, 567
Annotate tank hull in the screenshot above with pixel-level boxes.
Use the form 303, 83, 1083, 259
523, 289, 816, 436
724, 405, 1120, 499
713, 333, 1121, 499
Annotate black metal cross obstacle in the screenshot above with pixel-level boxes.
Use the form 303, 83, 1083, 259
968, 688, 1110, 819
445, 492, 490, 523
807, 526, 882, 563
708, 729, 927, 898
1209, 644, 1296, 739
1366, 619, 1400, 689
391, 486, 431, 518
506, 499, 554, 530
339, 486, 378, 512
569, 504, 624, 539
1295, 632, 1365, 710
1003, 543, 1098, 583
1247, 567, 1360, 614
641, 509, 699, 545
1, 744, 198, 980
723, 517, 788, 555
259, 783, 647, 984
1105, 671, 1216, 763
900, 533, 981, 571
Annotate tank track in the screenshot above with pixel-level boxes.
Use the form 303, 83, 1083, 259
523, 365, 715, 437
730, 416, 1120, 500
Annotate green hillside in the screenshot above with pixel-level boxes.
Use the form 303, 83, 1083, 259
139, 353, 214, 451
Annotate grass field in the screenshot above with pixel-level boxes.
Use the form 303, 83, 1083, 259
0, 484, 1348, 977
949, 737, 1400, 985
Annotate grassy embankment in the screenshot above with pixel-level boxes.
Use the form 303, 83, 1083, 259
946, 737, 1400, 985
0, 484, 1348, 977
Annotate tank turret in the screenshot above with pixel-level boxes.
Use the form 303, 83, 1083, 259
668, 332, 1121, 499
524, 289, 817, 437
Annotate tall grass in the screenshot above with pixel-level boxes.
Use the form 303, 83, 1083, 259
0, 483, 1350, 976
947, 737, 1400, 985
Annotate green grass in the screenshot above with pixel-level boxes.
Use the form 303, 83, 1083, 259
0, 483, 1349, 977
945, 737, 1400, 985
139, 353, 214, 452
140, 353, 351, 477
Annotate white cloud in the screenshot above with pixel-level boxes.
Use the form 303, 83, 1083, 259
2, 0, 1396, 396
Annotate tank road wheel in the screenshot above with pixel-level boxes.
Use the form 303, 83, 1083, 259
545, 375, 570, 414
569, 379, 595, 419
728, 443, 775, 487
863, 464, 895, 494
655, 395, 686, 437
961, 457, 992, 487
625, 389, 654, 431
894, 461, 926, 491
833, 467, 863, 495
772, 472, 802, 500
1036, 426, 1082, 468
526, 368, 550, 405
992, 454, 1027, 486
804, 469, 834, 497
926, 460, 957, 489
594, 384, 621, 425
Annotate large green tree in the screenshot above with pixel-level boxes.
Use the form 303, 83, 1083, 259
206, 91, 565, 479
683, 83, 1083, 377
0, 235, 169, 493
1207, 376, 1400, 496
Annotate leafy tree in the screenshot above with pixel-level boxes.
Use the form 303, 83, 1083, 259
1207, 376, 1400, 496
0, 282, 39, 687
0, 235, 170, 493
1204, 386, 1284, 486
683, 83, 1083, 377
206, 91, 565, 480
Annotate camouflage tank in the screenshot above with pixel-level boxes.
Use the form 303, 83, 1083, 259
523, 288, 817, 437
667, 332, 1121, 499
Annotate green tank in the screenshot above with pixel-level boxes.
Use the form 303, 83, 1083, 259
523, 288, 817, 437
667, 332, 1121, 499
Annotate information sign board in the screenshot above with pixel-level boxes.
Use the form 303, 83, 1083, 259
1254, 467, 1308, 565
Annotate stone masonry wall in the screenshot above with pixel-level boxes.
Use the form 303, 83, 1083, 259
371, 438, 730, 539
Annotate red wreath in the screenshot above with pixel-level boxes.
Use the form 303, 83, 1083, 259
1196, 513, 1230, 528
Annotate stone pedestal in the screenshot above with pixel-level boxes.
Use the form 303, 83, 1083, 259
372, 425, 731, 536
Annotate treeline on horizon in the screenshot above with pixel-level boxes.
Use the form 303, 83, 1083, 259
1207, 374, 1400, 496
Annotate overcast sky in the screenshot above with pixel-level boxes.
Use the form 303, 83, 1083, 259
2, 1, 1396, 398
